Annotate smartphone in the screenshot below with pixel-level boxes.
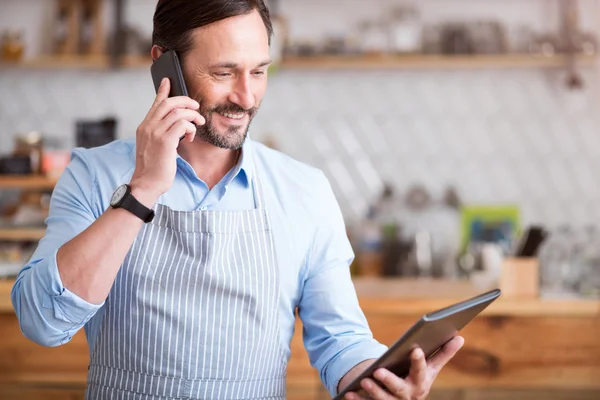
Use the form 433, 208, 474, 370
150, 50, 193, 141
333, 288, 501, 399
150, 49, 189, 97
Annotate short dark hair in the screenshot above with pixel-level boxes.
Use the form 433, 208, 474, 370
152, 0, 273, 61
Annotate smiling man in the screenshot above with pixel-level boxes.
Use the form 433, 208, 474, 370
11, 1, 462, 399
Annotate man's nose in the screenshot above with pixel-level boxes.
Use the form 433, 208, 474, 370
229, 74, 255, 110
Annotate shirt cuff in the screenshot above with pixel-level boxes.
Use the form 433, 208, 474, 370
325, 339, 389, 397
36, 248, 104, 325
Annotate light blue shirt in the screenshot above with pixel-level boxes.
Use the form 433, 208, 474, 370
11, 136, 388, 396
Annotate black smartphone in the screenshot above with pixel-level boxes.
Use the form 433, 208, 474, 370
333, 288, 501, 399
150, 49, 189, 97
150, 50, 193, 141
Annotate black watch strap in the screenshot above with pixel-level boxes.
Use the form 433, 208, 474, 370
115, 185, 155, 223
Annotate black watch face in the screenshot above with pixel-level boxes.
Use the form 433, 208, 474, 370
111, 184, 128, 206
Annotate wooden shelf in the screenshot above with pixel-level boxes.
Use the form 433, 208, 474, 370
0, 228, 46, 241
121, 54, 600, 70
0, 55, 110, 70
3, 54, 597, 70
0, 55, 152, 70
351, 277, 600, 317
280, 53, 598, 70
0, 175, 57, 190
121, 55, 152, 68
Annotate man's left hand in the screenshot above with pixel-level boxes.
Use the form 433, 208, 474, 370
342, 336, 465, 400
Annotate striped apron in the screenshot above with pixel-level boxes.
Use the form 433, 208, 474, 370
85, 168, 286, 400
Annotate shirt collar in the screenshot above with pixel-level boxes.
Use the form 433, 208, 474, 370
172, 137, 254, 188
237, 137, 254, 187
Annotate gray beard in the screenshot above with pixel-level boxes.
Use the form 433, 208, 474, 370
194, 115, 251, 150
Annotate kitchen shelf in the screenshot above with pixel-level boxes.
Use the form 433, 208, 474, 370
0, 176, 57, 190
279, 53, 598, 70
121, 55, 153, 68
0, 228, 46, 241
0, 55, 110, 70
3, 53, 596, 71
0, 54, 155, 70
108, 53, 600, 70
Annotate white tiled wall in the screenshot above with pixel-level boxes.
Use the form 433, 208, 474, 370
2, 0, 600, 229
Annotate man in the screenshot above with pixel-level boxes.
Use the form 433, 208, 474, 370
11, 1, 463, 399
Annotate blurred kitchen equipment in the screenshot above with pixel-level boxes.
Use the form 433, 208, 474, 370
76, 117, 117, 148
397, 185, 461, 278
404, 184, 431, 211
561, 0, 583, 89
499, 257, 539, 298
468, 20, 507, 54
529, 33, 557, 57
387, 4, 422, 54
441, 24, 474, 54
359, 20, 389, 56
355, 213, 384, 277
507, 25, 534, 54
268, 0, 288, 64
421, 24, 442, 54
512, 225, 548, 257
52, 0, 105, 56
578, 226, 600, 297
414, 230, 433, 277
538, 225, 582, 297
80, 0, 105, 55
1, 30, 25, 61
53, 0, 81, 55
471, 243, 504, 291
0, 155, 32, 175
13, 131, 44, 174
443, 186, 461, 210
118, 26, 152, 57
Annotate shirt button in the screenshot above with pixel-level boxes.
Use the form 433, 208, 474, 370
200, 206, 207, 211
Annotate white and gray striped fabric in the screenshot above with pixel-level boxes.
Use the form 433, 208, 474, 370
85, 169, 286, 400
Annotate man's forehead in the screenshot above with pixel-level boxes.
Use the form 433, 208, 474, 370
189, 10, 269, 46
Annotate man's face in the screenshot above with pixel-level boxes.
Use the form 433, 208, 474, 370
182, 10, 271, 150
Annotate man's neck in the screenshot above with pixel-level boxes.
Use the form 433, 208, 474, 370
178, 140, 241, 189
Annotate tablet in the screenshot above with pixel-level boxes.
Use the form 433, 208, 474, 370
333, 288, 501, 399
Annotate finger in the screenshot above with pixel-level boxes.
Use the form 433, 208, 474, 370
157, 108, 205, 134
428, 336, 465, 375
360, 378, 395, 400
153, 77, 170, 106
373, 369, 410, 399
165, 120, 196, 143
153, 96, 200, 121
409, 347, 427, 386
343, 392, 366, 400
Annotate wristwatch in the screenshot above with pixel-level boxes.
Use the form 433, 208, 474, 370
110, 184, 155, 223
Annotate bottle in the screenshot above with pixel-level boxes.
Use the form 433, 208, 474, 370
576, 226, 600, 298
538, 226, 577, 297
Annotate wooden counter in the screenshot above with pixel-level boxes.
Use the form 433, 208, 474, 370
1, 278, 600, 400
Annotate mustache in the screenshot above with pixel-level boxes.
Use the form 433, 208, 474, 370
209, 103, 257, 117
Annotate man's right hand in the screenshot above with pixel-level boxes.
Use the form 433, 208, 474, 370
130, 77, 205, 206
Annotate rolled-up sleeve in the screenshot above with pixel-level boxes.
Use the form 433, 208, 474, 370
298, 172, 388, 397
11, 148, 104, 347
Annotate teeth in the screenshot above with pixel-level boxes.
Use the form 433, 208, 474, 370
220, 112, 244, 120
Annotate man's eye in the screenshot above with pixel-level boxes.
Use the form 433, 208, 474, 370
253, 70, 266, 75
215, 73, 231, 77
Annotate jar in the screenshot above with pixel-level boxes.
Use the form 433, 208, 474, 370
359, 20, 389, 56
14, 132, 44, 175
1, 30, 25, 61
388, 5, 422, 54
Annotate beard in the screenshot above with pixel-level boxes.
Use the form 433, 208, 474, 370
194, 102, 259, 150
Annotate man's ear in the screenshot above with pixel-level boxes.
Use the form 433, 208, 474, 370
151, 45, 164, 61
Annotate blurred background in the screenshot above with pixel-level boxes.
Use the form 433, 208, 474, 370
1, 0, 600, 399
